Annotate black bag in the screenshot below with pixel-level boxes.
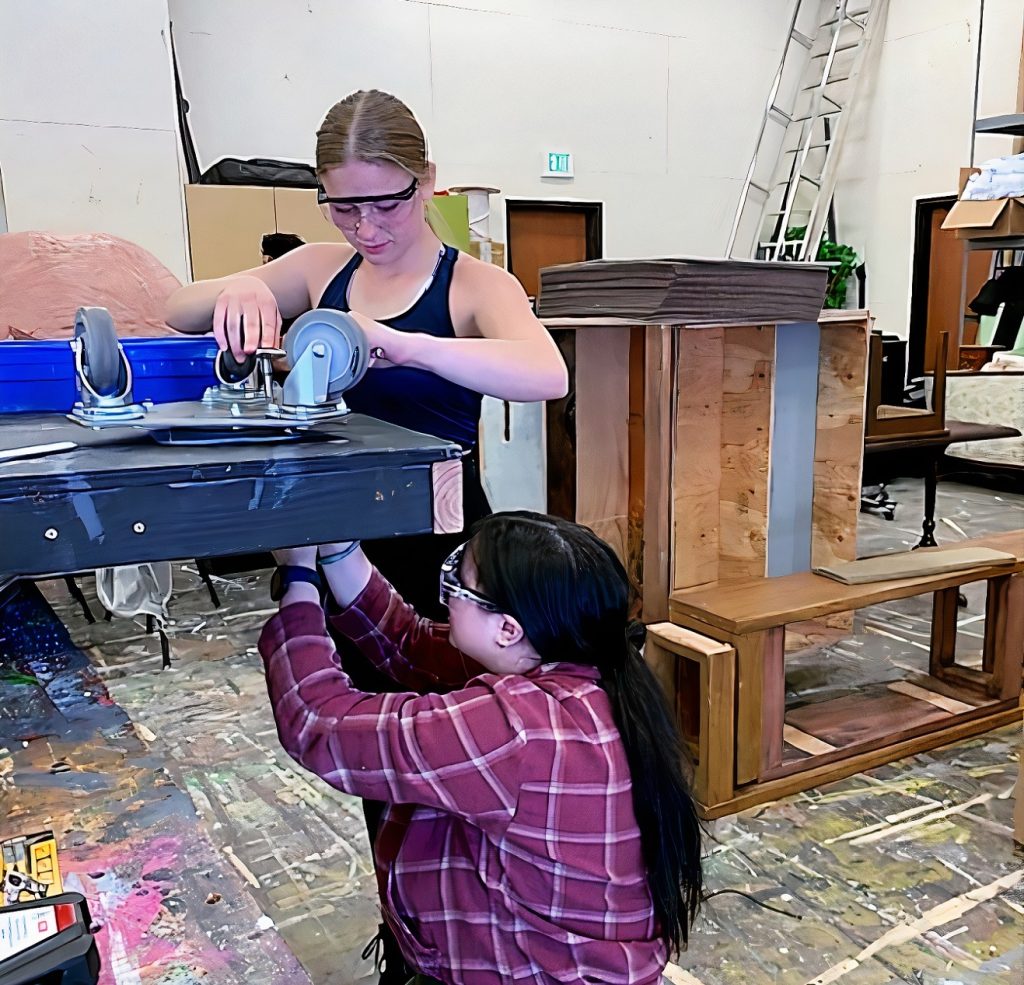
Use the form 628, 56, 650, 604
199, 157, 317, 189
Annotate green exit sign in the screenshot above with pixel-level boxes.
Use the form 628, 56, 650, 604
542, 151, 574, 178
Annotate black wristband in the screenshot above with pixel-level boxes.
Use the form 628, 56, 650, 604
270, 565, 322, 602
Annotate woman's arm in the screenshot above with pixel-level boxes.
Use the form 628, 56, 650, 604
260, 597, 525, 822
348, 260, 569, 402
316, 542, 484, 692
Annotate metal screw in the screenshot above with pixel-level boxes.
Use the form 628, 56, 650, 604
132, 522, 146, 534
44, 528, 59, 541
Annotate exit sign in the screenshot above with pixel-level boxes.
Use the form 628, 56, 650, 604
542, 151, 574, 178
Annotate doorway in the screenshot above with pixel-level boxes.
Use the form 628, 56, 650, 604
505, 200, 603, 302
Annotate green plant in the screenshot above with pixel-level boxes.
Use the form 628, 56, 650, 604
785, 227, 859, 309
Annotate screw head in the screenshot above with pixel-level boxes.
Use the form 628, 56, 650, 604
132, 522, 146, 534
44, 528, 59, 540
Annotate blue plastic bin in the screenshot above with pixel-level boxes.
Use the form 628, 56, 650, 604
0, 336, 219, 414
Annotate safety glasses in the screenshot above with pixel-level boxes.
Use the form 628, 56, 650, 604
439, 542, 502, 613
317, 178, 419, 230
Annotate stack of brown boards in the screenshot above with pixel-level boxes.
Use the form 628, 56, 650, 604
537, 257, 828, 325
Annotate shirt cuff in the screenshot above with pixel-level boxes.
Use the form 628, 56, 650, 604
260, 600, 329, 661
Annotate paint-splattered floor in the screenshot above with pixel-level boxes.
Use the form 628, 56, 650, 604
2, 477, 1022, 985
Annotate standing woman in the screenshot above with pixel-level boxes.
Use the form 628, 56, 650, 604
166, 88, 566, 615
166, 89, 567, 982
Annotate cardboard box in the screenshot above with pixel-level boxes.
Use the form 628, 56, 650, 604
941, 167, 1024, 241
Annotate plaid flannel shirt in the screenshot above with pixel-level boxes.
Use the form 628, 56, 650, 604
259, 570, 666, 984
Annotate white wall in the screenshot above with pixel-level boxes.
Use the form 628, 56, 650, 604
3, 0, 1016, 317
0, 0, 190, 281
833, 0, 1024, 337
168, 0, 792, 259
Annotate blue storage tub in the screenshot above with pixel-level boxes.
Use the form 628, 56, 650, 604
0, 336, 219, 413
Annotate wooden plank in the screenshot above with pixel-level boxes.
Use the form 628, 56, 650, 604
734, 627, 785, 786
646, 621, 734, 659
787, 688, 949, 748
669, 531, 1024, 635
783, 724, 837, 756
905, 672, 988, 707
646, 623, 736, 809
431, 460, 463, 534
930, 587, 959, 673
700, 706, 1023, 819
640, 326, 674, 623
765, 695, 1015, 783
888, 680, 975, 715
983, 573, 1024, 700
575, 327, 632, 565
672, 328, 724, 592
719, 325, 774, 582
701, 635, 737, 807
811, 315, 868, 569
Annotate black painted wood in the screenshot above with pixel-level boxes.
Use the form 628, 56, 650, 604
0, 413, 460, 582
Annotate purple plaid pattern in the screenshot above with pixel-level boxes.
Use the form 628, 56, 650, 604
259, 571, 666, 984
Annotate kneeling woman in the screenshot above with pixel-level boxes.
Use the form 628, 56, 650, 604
261, 513, 703, 984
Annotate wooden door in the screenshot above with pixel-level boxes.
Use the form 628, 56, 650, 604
911, 198, 993, 373
506, 207, 591, 301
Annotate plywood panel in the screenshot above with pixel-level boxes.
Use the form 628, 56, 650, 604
641, 325, 675, 623
186, 185, 275, 280
811, 316, 868, 570
575, 326, 631, 565
719, 325, 774, 582
787, 688, 948, 748
273, 188, 345, 245
673, 328, 724, 592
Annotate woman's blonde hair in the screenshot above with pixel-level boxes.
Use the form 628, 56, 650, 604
316, 90, 429, 180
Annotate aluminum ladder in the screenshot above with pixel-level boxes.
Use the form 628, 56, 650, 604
726, 0, 890, 261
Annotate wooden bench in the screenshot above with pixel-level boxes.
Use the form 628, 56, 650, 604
660, 532, 1024, 818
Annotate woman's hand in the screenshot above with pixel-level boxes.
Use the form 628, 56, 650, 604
347, 312, 408, 368
212, 276, 283, 360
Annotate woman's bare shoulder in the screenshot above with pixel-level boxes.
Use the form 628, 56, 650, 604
451, 250, 526, 296
298, 242, 357, 304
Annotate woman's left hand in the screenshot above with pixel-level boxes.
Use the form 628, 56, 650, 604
347, 312, 410, 368
273, 545, 318, 569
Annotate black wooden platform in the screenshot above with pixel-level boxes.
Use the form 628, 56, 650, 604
0, 413, 461, 584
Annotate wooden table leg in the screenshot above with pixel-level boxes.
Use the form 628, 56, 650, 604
930, 587, 959, 676
983, 573, 1024, 700
915, 455, 939, 549
735, 627, 786, 785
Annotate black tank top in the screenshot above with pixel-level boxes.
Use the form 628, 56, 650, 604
318, 245, 482, 449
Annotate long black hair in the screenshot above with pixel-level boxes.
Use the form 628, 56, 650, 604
470, 511, 702, 954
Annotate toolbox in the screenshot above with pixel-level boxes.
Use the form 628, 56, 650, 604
0, 337, 218, 414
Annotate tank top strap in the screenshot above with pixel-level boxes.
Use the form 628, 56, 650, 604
317, 252, 362, 311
